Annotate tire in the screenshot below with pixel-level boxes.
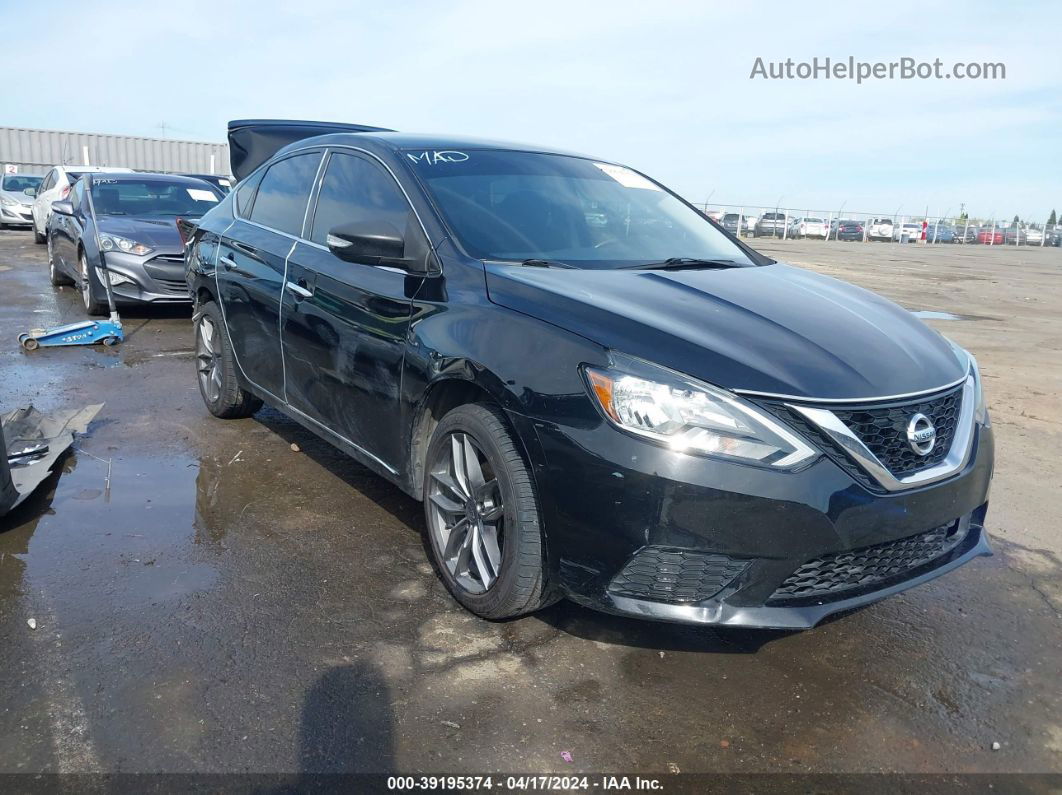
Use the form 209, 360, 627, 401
423, 403, 552, 619
79, 251, 106, 316
48, 235, 73, 286
33, 221, 45, 244
194, 301, 262, 419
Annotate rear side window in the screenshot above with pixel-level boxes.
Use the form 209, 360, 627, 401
249, 153, 321, 236
234, 170, 264, 217
41, 170, 57, 192
309, 152, 414, 246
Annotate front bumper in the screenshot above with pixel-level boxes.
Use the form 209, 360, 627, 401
102, 251, 191, 304
1, 205, 34, 226
520, 409, 994, 630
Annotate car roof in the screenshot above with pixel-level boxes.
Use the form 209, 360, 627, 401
277, 131, 596, 161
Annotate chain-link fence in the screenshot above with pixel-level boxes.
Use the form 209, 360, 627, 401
691, 203, 1062, 247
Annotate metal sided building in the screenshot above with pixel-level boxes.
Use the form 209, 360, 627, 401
0, 126, 230, 177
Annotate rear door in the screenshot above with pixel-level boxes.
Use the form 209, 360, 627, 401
280, 149, 427, 467
215, 150, 323, 400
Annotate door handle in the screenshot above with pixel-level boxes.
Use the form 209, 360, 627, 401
285, 281, 313, 300
233, 241, 259, 256
219, 256, 237, 270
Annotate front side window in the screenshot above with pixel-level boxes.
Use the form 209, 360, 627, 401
309, 152, 416, 246
40, 170, 57, 192
249, 153, 322, 236
406, 150, 756, 269
89, 179, 223, 217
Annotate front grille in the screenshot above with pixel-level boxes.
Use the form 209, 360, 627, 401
768, 521, 967, 604
608, 547, 748, 605
154, 278, 190, 296
832, 386, 962, 476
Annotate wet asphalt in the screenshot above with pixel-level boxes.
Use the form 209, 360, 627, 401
0, 229, 1059, 775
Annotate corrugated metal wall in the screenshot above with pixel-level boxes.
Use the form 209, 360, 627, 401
0, 126, 230, 176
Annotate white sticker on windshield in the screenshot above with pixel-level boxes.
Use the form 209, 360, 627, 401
187, 188, 219, 202
593, 163, 660, 191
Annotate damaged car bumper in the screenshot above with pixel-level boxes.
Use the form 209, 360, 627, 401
522, 397, 994, 630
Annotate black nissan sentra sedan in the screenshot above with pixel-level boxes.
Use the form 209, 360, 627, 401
184, 119, 994, 629
47, 173, 224, 314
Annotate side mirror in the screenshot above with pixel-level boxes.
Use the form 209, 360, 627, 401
327, 221, 408, 266
51, 200, 74, 216
24, 187, 37, 197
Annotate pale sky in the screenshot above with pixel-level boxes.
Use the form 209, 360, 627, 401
2, 0, 1058, 220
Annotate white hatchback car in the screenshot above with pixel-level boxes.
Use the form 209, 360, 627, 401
31, 165, 133, 243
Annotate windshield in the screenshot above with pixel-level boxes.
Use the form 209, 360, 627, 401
406, 150, 756, 268
89, 179, 222, 217
2, 175, 42, 192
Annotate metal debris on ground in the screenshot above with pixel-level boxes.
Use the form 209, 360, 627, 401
1, 404, 103, 516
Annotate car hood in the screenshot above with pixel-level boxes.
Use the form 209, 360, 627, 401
484, 262, 966, 399
1, 190, 33, 205
97, 216, 185, 251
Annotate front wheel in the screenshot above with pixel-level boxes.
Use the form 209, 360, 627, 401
194, 302, 262, 419
423, 403, 552, 619
79, 252, 106, 316
33, 221, 45, 244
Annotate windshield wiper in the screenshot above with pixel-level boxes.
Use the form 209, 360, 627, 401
518, 259, 576, 269
627, 257, 744, 271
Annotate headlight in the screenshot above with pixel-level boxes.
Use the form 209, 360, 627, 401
947, 338, 989, 427
970, 354, 990, 427
99, 233, 154, 256
0, 196, 17, 207
583, 354, 819, 469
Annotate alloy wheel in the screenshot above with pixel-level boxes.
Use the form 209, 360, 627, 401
196, 315, 223, 404
427, 432, 505, 594
80, 255, 92, 311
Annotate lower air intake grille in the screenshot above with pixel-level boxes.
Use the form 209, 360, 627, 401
769, 521, 967, 604
608, 547, 748, 604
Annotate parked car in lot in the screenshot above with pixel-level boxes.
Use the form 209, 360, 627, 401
31, 164, 133, 244
720, 213, 743, 235
976, 227, 1003, 245
954, 224, 977, 244
894, 223, 923, 243
868, 217, 894, 241
1025, 228, 1044, 245
184, 118, 994, 629
928, 223, 956, 244
0, 174, 42, 228
46, 173, 223, 314
1004, 226, 1026, 245
790, 217, 827, 239
830, 219, 864, 241
754, 212, 788, 237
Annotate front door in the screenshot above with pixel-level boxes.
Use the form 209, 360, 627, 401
280, 149, 426, 468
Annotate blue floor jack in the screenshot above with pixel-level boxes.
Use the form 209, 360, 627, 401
18, 184, 124, 351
